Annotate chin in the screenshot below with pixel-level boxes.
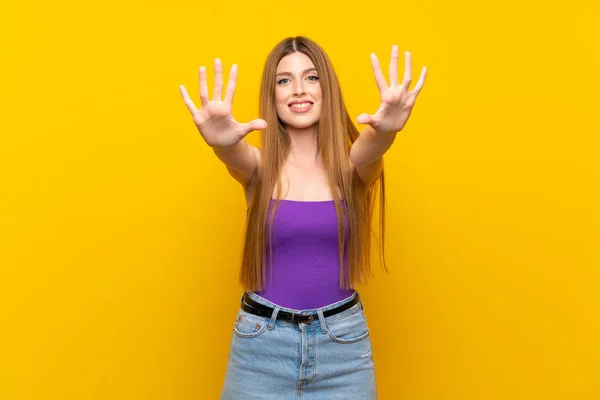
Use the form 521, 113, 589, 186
281, 121, 320, 130
278, 115, 321, 130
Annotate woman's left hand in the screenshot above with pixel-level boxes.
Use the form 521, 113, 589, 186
356, 45, 427, 134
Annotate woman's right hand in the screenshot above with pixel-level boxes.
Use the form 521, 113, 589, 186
179, 58, 267, 148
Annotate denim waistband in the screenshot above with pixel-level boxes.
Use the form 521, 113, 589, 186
243, 290, 362, 331
244, 290, 359, 314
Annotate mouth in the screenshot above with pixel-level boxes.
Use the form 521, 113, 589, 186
288, 102, 314, 113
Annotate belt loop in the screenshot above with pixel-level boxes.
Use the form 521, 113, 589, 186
316, 308, 327, 334
268, 306, 280, 331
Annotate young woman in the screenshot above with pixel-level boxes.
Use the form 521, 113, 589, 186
179, 36, 426, 399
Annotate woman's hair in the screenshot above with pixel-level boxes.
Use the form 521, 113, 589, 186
239, 36, 387, 291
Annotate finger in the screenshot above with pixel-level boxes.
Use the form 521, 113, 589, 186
199, 66, 209, 106
411, 66, 427, 96
389, 45, 399, 87
241, 118, 267, 135
179, 85, 199, 116
356, 113, 373, 125
402, 51, 412, 88
370, 53, 388, 93
224, 64, 238, 105
213, 58, 223, 101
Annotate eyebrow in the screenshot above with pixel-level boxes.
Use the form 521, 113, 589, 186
276, 68, 318, 77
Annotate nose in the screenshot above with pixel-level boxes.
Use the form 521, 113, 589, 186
292, 76, 306, 95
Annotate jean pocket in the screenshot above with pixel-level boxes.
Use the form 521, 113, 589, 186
325, 307, 370, 344
233, 309, 270, 338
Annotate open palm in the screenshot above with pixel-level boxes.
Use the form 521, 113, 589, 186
179, 59, 267, 148
356, 46, 427, 134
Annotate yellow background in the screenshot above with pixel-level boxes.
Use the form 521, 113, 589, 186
1, 0, 599, 398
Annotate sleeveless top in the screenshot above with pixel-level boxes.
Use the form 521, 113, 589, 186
250, 199, 355, 310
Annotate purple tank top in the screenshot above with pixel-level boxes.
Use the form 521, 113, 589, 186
252, 199, 355, 310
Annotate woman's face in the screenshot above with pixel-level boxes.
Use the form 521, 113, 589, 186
275, 52, 322, 130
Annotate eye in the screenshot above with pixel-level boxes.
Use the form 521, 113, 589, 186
276, 75, 319, 85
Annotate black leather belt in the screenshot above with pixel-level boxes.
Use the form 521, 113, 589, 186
240, 292, 361, 324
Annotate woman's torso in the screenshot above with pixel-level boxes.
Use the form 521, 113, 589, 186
244, 158, 354, 309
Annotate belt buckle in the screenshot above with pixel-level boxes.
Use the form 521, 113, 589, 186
301, 313, 314, 324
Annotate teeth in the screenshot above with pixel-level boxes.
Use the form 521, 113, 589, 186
290, 103, 311, 108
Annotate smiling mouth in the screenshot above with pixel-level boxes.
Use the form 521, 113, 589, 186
288, 102, 314, 111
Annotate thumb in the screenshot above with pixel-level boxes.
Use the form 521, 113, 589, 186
356, 113, 373, 125
241, 119, 268, 134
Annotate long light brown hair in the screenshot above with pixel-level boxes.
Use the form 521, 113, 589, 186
240, 36, 387, 291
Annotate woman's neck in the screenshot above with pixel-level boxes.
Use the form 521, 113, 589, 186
286, 125, 319, 165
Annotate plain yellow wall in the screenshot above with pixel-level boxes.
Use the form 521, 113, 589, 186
1, 0, 599, 398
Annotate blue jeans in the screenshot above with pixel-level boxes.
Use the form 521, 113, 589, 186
221, 290, 377, 399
